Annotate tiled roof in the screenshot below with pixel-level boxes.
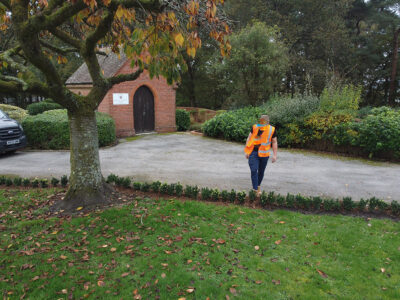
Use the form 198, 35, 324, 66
66, 52, 127, 85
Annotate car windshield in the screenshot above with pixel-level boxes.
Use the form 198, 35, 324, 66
0, 109, 7, 119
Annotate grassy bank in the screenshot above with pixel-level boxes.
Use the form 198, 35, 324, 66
0, 189, 399, 299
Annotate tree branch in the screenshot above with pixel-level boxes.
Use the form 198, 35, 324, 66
108, 68, 143, 85
0, 78, 49, 96
116, 0, 162, 11
39, 39, 78, 56
0, 0, 10, 10
49, 28, 83, 49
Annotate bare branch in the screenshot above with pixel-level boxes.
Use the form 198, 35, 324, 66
108, 68, 143, 85
49, 28, 83, 49
39, 39, 78, 56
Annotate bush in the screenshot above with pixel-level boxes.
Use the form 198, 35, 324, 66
221, 190, 229, 202
32, 178, 40, 188
22, 178, 30, 187
184, 185, 199, 199
229, 189, 236, 203
27, 100, 63, 115
391, 201, 400, 215
319, 85, 361, 113
0, 104, 28, 123
115, 176, 124, 187
22, 110, 116, 149
6, 178, 12, 186
211, 189, 220, 202
276, 194, 285, 206
106, 173, 118, 184
343, 197, 355, 211
40, 179, 48, 188
51, 177, 59, 187
140, 182, 150, 192
285, 193, 295, 208
176, 109, 190, 131
133, 182, 142, 191
260, 191, 267, 206
122, 177, 132, 188
160, 183, 168, 194
167, 183, 176, 196
151, 181, 162, 193
201, 187, 212, 200
60, 175, 68, 187
368, 197, 380, 212
175, 183, 183, 196
357, 198, 368, 211
0, 176, 5, 185
13, 177, 22, 186
266, 192, 276, 205
312, 196, 323, 210
249, 190, 257, 203
237, 191, 246, 204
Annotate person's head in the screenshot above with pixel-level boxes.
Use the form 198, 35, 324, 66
259, 115, 270, 125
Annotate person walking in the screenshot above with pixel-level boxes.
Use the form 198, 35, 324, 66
244, 115, 277, 195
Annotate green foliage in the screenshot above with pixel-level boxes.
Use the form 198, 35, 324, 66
267, 191, 276, 205
229, 189, 236, 203
51, 177, 59, 187
286, 193, 295, 208
5, 178, 12, 186
221, 190, 229, 202
237, 191, 246, 204
160, 183, 168, 195
260, 191, 267, 206
106, 174, 118, 184
320, 85, 361, 113
0, 104, 28, 123
133, 182, 142, 191
0, 176, 5, 185
176, 109, 191, 131
13, 177, 22, 186
167, 183, 176, 196
391, 201, 400, 216
175, 183, 183, 196
368, 197, 380, 212
40, 179, 48, 188
343, 197, 355, 211
211, 189, 220, 202
22, 110, 116, 150
140, 182, 150, 192
60, 175, 68, 188
276, 194, 285, 206
249, 190, 257, 203
122, 177, 132, 189
312, 196, 323, 210
114, 176, 124, 187
357, 198, 368, 211
216, 21, 289, 107
22, 178, 30, 187
201, 187, 212, 200
27, 100, 63, 115
32, 178, 39, 188
151, 181, 162, 193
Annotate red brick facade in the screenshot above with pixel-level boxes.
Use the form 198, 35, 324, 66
68, 60, 176, 137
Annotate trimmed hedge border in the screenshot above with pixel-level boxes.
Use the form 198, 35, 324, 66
0, 174, 399, 218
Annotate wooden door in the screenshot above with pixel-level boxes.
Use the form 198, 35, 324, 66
134, 86, 155, 133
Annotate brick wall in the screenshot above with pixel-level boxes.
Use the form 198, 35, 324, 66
67, 61, 176, 137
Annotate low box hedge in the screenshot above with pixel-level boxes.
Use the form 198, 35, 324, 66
176, 109, 190, 131
0, 104, 28, 123
22, 109, 116, 149
27, 99, 63, 115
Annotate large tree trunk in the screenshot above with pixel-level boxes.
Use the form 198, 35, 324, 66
55, 109, 111, 211
389, 28, 400, 106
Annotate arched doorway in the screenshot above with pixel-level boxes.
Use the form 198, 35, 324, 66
133, 86, 155, 134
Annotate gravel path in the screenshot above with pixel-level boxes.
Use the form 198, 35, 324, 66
1, 133, 399, 201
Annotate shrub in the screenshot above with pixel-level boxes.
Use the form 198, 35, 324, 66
285, 193, 295, 208
51, 177, 60, 187
140, 182, 150, 192
276, 195, 285, 207
151, 181, 162, 193
32, 178, 40, 188
40, 179, 48, 188
184, 185, 193, 197
106, 173, 118, 184
6, 178, 12, 186
167, 183, 176, 196
319, 84, 361, 113
260, 191, 267, 206
266, 192, 275, 205
22, 178, 30, 187
357, 198, 368, 211
27, 100, 63, 115
184, 185, 199, 199
60, 175, 68, 187
0, 104, 28, 123
211, 189, 220, 202
122, 177, 132, 188
312, 196, 323, 210
201, 187, 212, 200
115, 176, 124, 187
391, 201, 400, 215
323, 199, 335, 211
133, 182, 142, 191
22, 110, 116, 149
191, 186, 199, 199
13, 177, 22, 186
249, 190, 257, 203
237, 191, 246, 204
0, 176, 5, 185
175, 183, 183, 196
229, 189, 236, 203
221, 190, 229, 202
343, 197, 355, 211
368, 197, 380, 212
160, 183, 168, 194
176, 109, 191, 131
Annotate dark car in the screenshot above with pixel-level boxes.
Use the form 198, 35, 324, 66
0, 109, 27, 154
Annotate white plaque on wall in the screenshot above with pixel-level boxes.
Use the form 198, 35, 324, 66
113, 93, 129, 105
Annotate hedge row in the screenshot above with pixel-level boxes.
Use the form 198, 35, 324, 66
0, 104, 28, 123
176, 109, 191, 131
2, 174, 398, 217
26, 99, 63, 115
22, 109, 116, 149
105, 174, 399, 217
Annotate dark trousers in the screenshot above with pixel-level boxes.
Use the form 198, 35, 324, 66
248, 151, 269, 190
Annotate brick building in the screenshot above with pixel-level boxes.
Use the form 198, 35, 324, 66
66, 53, 176, 137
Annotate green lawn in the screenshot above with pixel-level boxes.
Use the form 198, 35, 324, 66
0, 189, 399, 299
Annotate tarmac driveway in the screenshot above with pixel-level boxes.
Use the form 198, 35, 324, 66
1, 133, 400, 201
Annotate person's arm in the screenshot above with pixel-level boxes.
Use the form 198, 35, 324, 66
271, 137, 278, 163
245, 132, 252, 159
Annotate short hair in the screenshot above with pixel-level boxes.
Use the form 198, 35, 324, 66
259, 115, 270, 124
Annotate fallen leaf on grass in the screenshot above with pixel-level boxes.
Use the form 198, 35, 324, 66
186, 288, 195, 293
279, 221, 285, 224
255, 280, 262, 284
32, 276, 39, 281
76, 207, 83, 211
83, 282, 90, 290
317, 269, 328, 278
254, 246, 260, 250
272, 279, 280, 285
60, 255, 67, 260
121, 272, 129, 277
61, 289, 67, 294
161, 273, 166, 278
381, 268, 385, 273
229, 287, 237, 295
97, 280, 105, 287
274, 240, 281, 245
110, 247, 116, 252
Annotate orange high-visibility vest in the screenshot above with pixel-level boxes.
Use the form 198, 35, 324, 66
244, 124, 275, 157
